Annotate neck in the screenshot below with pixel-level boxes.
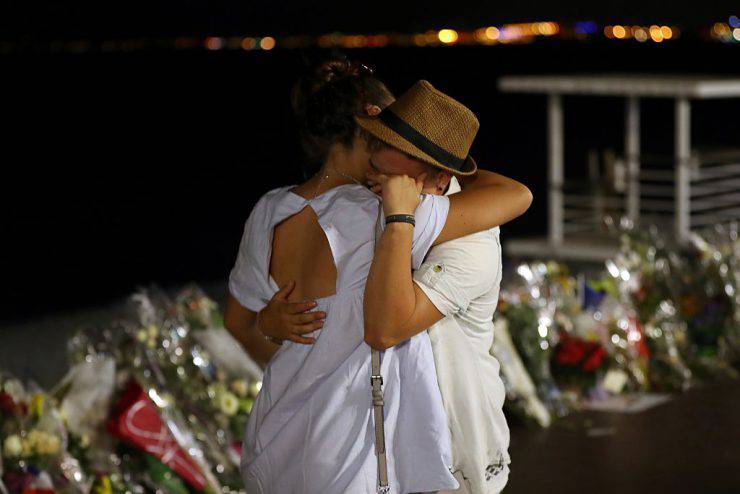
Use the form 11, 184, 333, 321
320, 144, 368, 184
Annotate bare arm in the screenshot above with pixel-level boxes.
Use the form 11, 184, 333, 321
363, 173, 448, 350
224, 294, 280, 367
364, 221, 446, 350
364, 168, 531, 350
224, 294, 281, 368
224, 283, 327, 366
434, 168, 532, 245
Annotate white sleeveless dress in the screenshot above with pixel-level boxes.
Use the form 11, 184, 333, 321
228, 184, 460, 494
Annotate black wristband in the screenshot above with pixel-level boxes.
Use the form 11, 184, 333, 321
385, 214, 416, 227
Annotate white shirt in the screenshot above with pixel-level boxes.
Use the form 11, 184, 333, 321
412, 178, 511, 494
229, 184, 460, 493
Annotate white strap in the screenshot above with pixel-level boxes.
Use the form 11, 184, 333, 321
371, 202, 390, 493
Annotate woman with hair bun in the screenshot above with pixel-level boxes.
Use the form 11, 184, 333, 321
224, 55, 530, 493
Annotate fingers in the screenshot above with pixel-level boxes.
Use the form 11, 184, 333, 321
273, 280, 296, 300
287, 321, 324, 344
294, 311, 326, 324
294, 319, 325, 334
370, 184, 382, 195
287, 300, 318, 314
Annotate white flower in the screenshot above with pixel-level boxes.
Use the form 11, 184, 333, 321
3, 379, 26, 402
3, 434, 23, 457
218, 391, 239, 416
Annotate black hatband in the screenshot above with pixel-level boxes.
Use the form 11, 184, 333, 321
378, 110, 466, 171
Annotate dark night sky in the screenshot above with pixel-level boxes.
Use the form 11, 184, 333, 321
2, 1, 740, 321
1, 0, 738, 40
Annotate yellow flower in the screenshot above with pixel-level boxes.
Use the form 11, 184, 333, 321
40, 435, 60, 455
21, 438, 33, 457
26, 429, 61, 455
95, 476, 113, 494
230, 379, 249, 397
31, 394, 45, 417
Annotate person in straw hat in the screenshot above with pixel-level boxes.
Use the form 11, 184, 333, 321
360, 80, 531, 493
225, 57, 531, 494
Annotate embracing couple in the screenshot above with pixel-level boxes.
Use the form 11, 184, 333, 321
223, 56, 532, 494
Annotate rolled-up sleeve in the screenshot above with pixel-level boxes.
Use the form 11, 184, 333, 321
412, 231, 498, 317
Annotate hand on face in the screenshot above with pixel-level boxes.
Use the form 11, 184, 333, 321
366, 169, 426, 216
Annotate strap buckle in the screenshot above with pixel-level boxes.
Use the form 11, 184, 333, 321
370, 374, 383, 387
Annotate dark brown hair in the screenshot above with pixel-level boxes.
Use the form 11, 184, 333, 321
291, 54, 394, 168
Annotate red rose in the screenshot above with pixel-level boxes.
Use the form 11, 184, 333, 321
556, 335, 588, 366
582, 346, 607, 372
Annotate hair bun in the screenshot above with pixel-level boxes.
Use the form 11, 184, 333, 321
291, 53, 392, 169
312, 57, 370, 91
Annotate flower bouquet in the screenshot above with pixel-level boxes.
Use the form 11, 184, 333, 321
551, 331, 610, 397
0, 374, 88, 494
498, 262, 570, 417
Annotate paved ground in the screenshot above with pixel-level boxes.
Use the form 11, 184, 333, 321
505, 379, 740, 494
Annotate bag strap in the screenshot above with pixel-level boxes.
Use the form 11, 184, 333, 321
371, 348, 389, 492
371, 203, 390, 493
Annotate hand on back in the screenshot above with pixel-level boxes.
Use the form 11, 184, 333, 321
257, 281, 326, 345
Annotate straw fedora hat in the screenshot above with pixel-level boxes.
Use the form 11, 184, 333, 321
355, 80, 478, 176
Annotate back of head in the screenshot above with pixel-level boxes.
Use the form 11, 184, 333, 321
291, 54, 394, 170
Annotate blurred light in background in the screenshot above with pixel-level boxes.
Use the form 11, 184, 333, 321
5, 17, 740, 55
604, 24, 679, 42
438, 29, 459, 44
650, 25, 664, 42
633, 27, 648, 42
259, 37, 276, 50
204, 37, 224, 50
712, 21, 737, 42
241, 37, 256, 50
574, 21, 598, 35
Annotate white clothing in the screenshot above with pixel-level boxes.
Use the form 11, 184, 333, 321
412, 179, 511, 494
229, 184, 460, 494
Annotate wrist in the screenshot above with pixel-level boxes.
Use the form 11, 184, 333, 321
385, 222, 414, 233
385, 213, 416, 228
256, 310, 283, 345
383, 206, 415, 216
